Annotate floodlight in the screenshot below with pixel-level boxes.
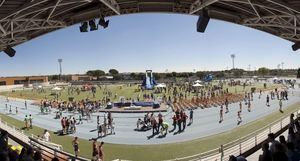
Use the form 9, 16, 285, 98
292, 42, 300, 51
197, 9, 210, 33
3, 46, 15, 57
79, 22, 88, 32
99, 17, 109, 29
89, 19, 98, 31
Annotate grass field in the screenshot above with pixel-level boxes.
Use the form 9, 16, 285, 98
0, 101, 299, 161
0, 82, 283, 102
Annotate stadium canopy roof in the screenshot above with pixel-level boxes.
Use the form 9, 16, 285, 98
0, 0, 300, 51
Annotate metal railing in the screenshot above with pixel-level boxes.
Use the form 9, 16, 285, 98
0, 117, 89, 161
164, 108, 300, 161
29, 137, 89, 161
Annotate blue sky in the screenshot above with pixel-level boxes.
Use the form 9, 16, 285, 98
0, 13, 299, 76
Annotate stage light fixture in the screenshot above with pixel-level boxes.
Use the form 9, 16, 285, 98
99, 17, 109, 29
3, 46, 16, 57
79, 22, 88, 32
292, 42, 300, 51
89, 19, 98, 31
197, 9, 210, 33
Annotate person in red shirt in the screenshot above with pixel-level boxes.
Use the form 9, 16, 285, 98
158, 113, 163, 132
152, 118, 158, 135
177, 115, 182, 132
170, 114, 177, 132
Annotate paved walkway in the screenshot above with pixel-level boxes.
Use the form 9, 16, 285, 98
0, 88, 300, 145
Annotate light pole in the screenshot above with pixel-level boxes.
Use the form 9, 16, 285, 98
58, 59, 62, 81
281, 62, 284, 70
248, 64, 251, 77
230, 54, 235, 69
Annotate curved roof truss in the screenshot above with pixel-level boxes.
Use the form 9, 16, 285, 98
0, 0, 300, 51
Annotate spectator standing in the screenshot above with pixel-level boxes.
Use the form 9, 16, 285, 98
268, 133, 280, 154
259, 143, 272, 161
29, 114, 33, 128
43, 130, 51, 142
72, 137, 79, 158
189, 109, 193, 124
0, 130, 8, 152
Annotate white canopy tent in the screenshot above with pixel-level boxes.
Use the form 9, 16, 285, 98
194, 80, 202, 83
156, 83, 166, 88
51, 87, 62, 91
192, 83, 203, 87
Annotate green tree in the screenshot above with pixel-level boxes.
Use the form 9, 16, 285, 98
231, 68, 244, 78
94, 70, 105, 77
196, 71, 205, 79
215, 71, 225, 79
86, 70, 95, 76
109, 69, 119, 75
153, 73, 161, 80
48, 75, 59, 81
86, 70, 105, 78
297, 68, 300, 78
258, 67, 269, 77
171, 72, 177, 78
130, 73, 136, 80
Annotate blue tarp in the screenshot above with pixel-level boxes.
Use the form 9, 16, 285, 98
112, 101, 160, 108
132, 102, 154, 107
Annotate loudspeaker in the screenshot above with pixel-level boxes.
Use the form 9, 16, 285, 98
79, 22, 88, 32
89, 19, 98, 31
4, 46, 15, 57
99, 18, 109, 28
197, 10, 210, 33
292, 42, 300, 51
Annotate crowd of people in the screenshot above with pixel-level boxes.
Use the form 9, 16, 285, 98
257, 114, 300, 161
0, 81, 296, 161
229, 113, 300, 161
0, 129, 65, 161
136, 108, 194, 137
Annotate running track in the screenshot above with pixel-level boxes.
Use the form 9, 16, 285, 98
0, 88, 300, 145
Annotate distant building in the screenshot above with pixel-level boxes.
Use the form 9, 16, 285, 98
71, 75, 92, 81
0, 76, 48, 86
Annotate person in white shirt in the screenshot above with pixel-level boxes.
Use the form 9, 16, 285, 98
43, 129, 50, 142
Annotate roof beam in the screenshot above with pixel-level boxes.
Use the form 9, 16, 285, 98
294, 16, 297, 36
189, 0, 219, 15
14, 0, 90, 18
99, 0, 121, 15
0, 24, 6, 35
225, 0, 293, 16
0, 36, 27, 50
266, 0, 300, 14
0, 19, 66, 37
46, 0, 62, 21
0, 0, 49, 21
247, 0, 266, 23
244, 23, 300, 31
218, 1, 257, 16
0, 0, 5, 8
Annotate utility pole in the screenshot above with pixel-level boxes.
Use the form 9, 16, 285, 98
230, 54, 235, 69
58, 59, 63, 81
